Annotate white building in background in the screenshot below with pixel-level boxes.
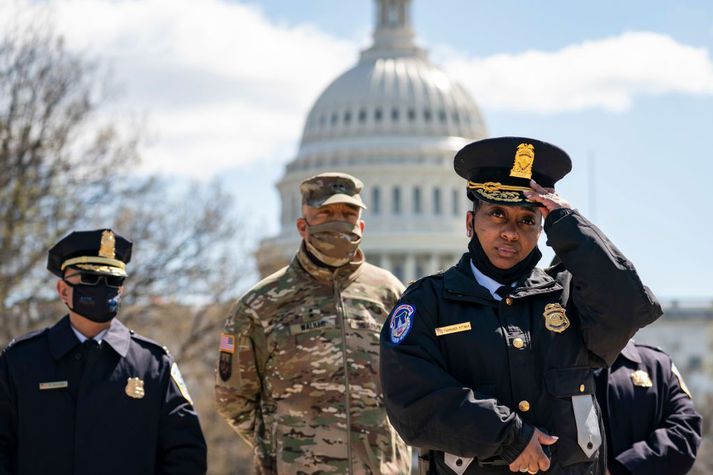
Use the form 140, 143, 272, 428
256, 0, 487, 280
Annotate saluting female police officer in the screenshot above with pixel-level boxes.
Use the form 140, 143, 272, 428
379, 137, 663, 475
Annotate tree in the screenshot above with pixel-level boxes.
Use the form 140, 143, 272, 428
0, 19, 256, 474
0, 22, 142, 339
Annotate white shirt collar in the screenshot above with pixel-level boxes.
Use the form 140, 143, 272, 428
469, 259, 514, 301
70, 324, 108, 344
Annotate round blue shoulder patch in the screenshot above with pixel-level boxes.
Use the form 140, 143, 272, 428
389, 304, 415, 344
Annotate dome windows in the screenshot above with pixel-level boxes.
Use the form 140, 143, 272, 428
305, 103, 483, 140
452, 188, 460, 216
371, 186, 382, 215
358, 108, 368, 123
433, 187, 442, 215
413, 187, 422, 214
392, 186, 402, 214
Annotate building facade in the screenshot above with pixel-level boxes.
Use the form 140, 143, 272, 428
256, 0, 487, 281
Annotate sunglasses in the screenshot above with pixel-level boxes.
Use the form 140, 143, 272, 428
64, 272, 126, 288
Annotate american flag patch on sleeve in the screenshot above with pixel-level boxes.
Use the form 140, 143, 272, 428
219, 333, 236, 354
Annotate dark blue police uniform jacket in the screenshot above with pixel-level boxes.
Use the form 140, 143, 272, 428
596, 341, 702, 475
0, 316, 207, 475
380, 209, 663, 474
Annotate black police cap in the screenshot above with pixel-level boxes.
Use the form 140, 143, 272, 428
454, 136, 572, 206
47, 229, 132, 278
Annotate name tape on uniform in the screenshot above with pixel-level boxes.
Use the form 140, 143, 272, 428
435, 322, 472, 336
39, 381, 69, 390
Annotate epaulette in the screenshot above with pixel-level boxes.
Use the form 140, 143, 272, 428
634, 342, 665, 354
3, 328, 48, 352
129, 331, 171, 356
403, 270, 444, 297
545, 261, 566, 276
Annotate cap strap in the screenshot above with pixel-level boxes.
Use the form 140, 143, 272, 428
60, 256, 126, 271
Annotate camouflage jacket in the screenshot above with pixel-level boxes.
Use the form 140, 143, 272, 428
215, 244, 411, 474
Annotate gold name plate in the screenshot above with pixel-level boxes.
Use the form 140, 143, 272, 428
39, 381, 69, 390
435, 322, 472, 336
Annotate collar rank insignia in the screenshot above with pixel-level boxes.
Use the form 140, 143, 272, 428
125, 377, 145, 399
630, 370, 653, 388
510, 143, 535, 179
543, 303, 570, 333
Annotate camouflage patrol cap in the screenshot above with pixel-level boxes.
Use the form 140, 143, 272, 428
299, 172, 367, 210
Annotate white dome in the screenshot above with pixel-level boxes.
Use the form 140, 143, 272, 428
300, 55, 486, 145
257, 0, 488, 282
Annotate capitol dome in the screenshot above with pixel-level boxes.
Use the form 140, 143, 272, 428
257, 0, 488, 281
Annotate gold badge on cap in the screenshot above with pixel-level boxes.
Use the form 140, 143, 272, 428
99, 230, 116, 259
510, 143, 535, 179
543, 303, 570, 333
630, 370, 653, 388
125, 377, 145, 399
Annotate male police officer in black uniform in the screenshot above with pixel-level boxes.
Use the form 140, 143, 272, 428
0, 229, 207, 475
595, 341, 702, 475
380, 137, 663, 474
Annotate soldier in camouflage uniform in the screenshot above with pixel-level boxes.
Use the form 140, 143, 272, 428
215, 173, 411, 474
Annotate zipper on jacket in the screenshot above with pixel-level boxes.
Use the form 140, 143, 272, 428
334, 274, 353, 475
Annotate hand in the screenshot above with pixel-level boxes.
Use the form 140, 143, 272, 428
508, 428, 558, 474
523, 180, 571, 219
605, 470, 611, 475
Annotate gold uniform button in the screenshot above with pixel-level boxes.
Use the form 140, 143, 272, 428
579, 384, 585, 392
518, 400, 530, 412
505, 297, 513, 306
513, 338, 524, 349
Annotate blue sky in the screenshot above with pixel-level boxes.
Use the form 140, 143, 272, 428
237, 0, 713, 299
6, 0, 713, 299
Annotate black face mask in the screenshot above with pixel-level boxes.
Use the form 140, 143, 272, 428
64, 281, 121, 323
468, 221, 542, 286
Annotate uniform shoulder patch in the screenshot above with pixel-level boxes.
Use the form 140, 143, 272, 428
171, 362, 194, 405
3, 328, 48, 352
671, 362, 693, 399
389, 303, 415, 344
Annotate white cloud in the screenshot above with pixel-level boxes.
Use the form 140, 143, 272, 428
443, 32, 713, 113
3, 1, 713, 178
0, 0, 356, 177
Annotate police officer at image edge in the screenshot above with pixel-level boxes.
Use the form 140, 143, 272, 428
595, 339, 702, 475
0, 229, 207, 475
379, 136, 662, 474
548, 254, 703, 475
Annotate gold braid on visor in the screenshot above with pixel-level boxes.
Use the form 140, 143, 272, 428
60, 256, 126, 271
467, 181, 534, 193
